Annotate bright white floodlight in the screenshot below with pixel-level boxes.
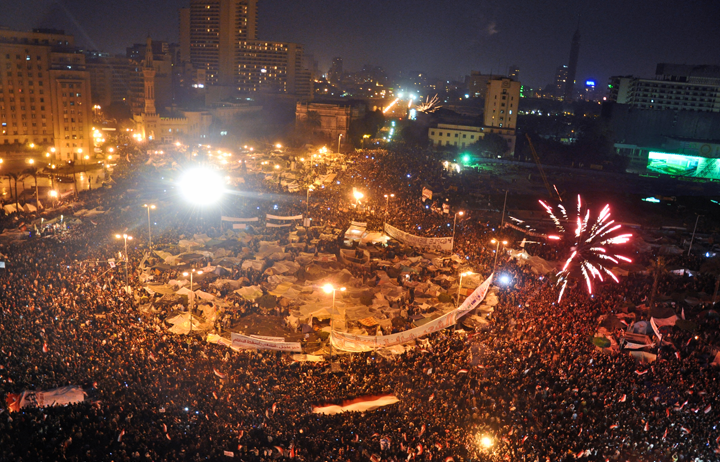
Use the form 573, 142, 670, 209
178, 167, 225, 205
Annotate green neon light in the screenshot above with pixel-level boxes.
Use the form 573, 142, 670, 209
647, 152, 720, 180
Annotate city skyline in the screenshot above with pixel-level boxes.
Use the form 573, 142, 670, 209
4, 0, 720, 88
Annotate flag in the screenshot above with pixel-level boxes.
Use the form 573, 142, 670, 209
163, 423, 167, 433
457, 369, 468, 375
417, 444, 423, 456
610, 424, 618, 430
618, 394, 626, 403
705, 404, 712, 414
274, 446, 284, 456
238, 430, 244, 440
635, 369, 648, 375
650, 317, 662, 341
644, 421, 649, 432
213, 368, 227, 379
444, 457, 455, 462
289, 443, 295, 458
223, 451, 234, 457
428, 393, 435, 402
435, 443, 443, 450
370, 454, 380, 462
419, 424, 426, 437
675, 351, 681, 360
272, 403, 277, 414
521, 435, 528, 444
166, 433, 171, 440
118, 429, 125, 442
681, 307, 685, 320
681, 427, 691, 434
663, 428, 668, 439
148, 352, 156, 361
213, 392, 218, 399
353, 434, 359, 443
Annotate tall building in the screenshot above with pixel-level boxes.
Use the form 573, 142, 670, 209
126, 40, 175, 111
181, 0, 311, 100
508, 66, 519, 81
609, 64, 720, 112
328, 57, 343, 84
85, 55, 143, 112
186, 0, 258, 87
484, 78, 520, 130
0, 28, 92, 160
564, 28, 580, 101
554, 65, 568, 99
466, 71, 504, 99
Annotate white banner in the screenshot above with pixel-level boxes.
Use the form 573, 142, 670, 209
384, 222, 453, 252
332, 273, 493, 351
231, 333, 302, 352
422, 187, 433, 201
266, 214, 303, 221
250, 334, 285, 342
221, 216, 259, 222
6, 386, 86, 412
266, 223, 292, 228
232, 224, 246, 230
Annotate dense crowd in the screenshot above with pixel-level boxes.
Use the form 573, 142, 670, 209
0, 145, 719, 461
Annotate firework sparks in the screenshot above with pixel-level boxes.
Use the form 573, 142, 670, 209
415, 94, 441, 114
541, 196, 632, 302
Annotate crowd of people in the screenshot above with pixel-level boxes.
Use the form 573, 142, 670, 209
0, 144, 718, 462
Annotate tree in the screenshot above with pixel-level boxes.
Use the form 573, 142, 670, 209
648, 257, 668, 310
5, 173, 20, 213
348, 110, 385, 146
21, 167, 41, 210
700, 257, 720, 305
474, 133, 509, 158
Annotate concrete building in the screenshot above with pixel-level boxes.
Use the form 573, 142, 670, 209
508, 66, 519, 81
237, 41, 311, 99
295, 100, 365, 139
609, 64, 720, 113
126, 40, 175, 111
465, 71, 504, 99
554, 65, 568, 99
328, 57, 343, 84
0, 28, 93, 160
429, 77, 519, 155
85, 55, 141, 110
564, 28, 580, 101
179, 0, 312, 100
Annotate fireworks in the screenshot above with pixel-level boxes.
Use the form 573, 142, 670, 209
415, 94, 441, 114
540, 195, 632, 302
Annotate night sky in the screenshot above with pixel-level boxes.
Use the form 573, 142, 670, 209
5, 0, 720, 88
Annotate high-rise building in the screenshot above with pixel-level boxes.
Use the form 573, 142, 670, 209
609, 64, 720, 112
181, 0, 311, 100
508, 66, 519, 81
186, 0, 258, 87
0, 28, 92, 160
466, 71, 504, 99
328, 57, 343, 84
564, 28, 580, 101
126, 40, 175, 111
554, 65, 568, 99
484, 78, 520, 130
85, 55, 143, 112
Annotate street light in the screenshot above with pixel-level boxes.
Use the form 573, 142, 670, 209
456, 271, 474, 307
491, 238, 508, 270
143, 204, 156, 248
114, 234, 133, 291
353, 189, 364, 207
451, 211, 464, 253
337, 134, 343, 154
183, 269, 203, 336
306, 185, 314, 216
322, 283, 346, 332
178, 166, 225, 205
384, 193, 395, 218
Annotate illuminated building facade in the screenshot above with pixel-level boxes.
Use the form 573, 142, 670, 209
0, 28, 92, 160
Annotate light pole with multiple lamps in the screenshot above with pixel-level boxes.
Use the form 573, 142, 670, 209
456, 271, 474, 307
183, 269, 203, 336
322, 283, 346, 332
451, 210, 464, 253
114, 233, 133, 291
143, 204, 156, 248
491, 238, 508, 270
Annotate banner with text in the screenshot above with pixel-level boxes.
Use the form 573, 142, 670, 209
384, 222, 453, 252
266, 214, 303, 221
221, 216, 259, 222
331, 273, 493, 352
231, 333, 302, 352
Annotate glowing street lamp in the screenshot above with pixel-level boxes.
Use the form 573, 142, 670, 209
353, 189, 364, 207
491, 238, 508, 270
451, 211, 464, 253
456, 271, 474, 307
479, 435, 494, 449
183, 269, 204, 335
306, 185, 314, 216
322, 283, 346, 332
114, 234, 133, 291
143, 204, 156, 248
384, 193, 395, 218
337, 133, 343, 154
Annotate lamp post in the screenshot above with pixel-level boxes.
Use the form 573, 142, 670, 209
456, 271, 474, 307
143, 204, 156, 248
491, 238, 508, 270
306, 186, 314, 216
451, 211, 464, 253
322, 283, 346, 332
353, 189, 364, 208
384, 193, 395, 219
183, 269, 203, 336
114, 233, 133, 291
337, 134, 343, 154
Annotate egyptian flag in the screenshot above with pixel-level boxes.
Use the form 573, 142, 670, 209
289, 443, 296, 458
428, 393, 435, 402
163, 423, 167, 433
416, 444, 423, 456
353, 434, 359, 443
419, 424, 426, 437
370, 454, 381, 462
705, 404, 712, 414
663, 428, 668, 439
635, 369, 648, 376
272, 403, 277, 414
148, 352, 156, 361
609, 424, 618, 430
618, 394, 626, 403
213, 368, 227, 379
444, 457, 455, 462
644, 421, 649, 432
435, 443, 444, 450
238, 430, 244, 440
521, 435, 528, 444
274, 446, 284, 456
457, 369, 468, 375
118, 429, 126, 442
681, 427, 691, 434
43, 343, 48, 353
